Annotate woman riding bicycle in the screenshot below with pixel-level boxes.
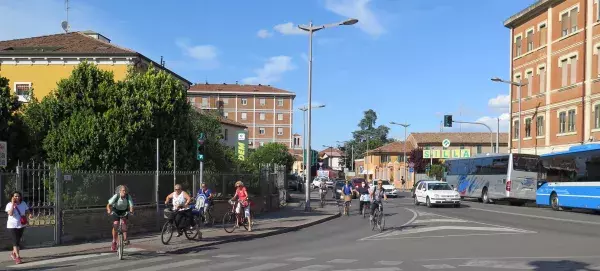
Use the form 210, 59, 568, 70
370, 180, 387, 221
231, 181, 252, 232
357, 181, 370, 213
106, 185, 134, 251
164, 184, 192, 237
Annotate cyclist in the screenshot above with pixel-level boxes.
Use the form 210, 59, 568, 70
341, 180, 354, 215
106, 185, 134, 252
357, 181, 370, 212
196, 183, 213, 225
164, 184, 192, 237
231, 181, 252, 232
319, 179, 328, 202
370, 180, 387, 221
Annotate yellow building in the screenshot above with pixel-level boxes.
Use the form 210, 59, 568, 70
355, 141, 413, 189
0, 30, 191, 102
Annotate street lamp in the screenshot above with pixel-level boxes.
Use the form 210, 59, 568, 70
298, 18, 358, 212
337, 140, 354, 172
298, 104, 325, 209
491, 77, 527, 154
390, 122, 410, 187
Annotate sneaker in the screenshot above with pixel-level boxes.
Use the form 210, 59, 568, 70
10, 252, 15, 261
15, 257, 21, 264
111, 242, 117, 251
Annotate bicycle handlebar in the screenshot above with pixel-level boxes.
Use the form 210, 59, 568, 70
110, 211, 132, 217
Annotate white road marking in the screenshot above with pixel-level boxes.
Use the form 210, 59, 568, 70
331, 268, 401, 271
422, 264, 456, 269
8, 253, 111, 268
233, 263, 289, 271
377, 261, 403, 266
459, 259, 533, 269
384, 225, 530, 235
205, 261, 248, 269
362, 232, 526, 240
124, 247, 145, 252
359, 208, 417, 241
79, 257, 170, 271
328, 259, 358, 263
287, 257, 315, 262
213, 254, 240, 258
470, 207, 600, 226
289, 265, 333, 271
127, 259, 210, 271
413, 219, 467, 223
413, 210, 536, 233
247, 256, 274, 261
416, 255, 600, 262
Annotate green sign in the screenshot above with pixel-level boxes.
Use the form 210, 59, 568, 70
235, 130, 248, 161
197, 154, 204, 161
424, 149, 470, 159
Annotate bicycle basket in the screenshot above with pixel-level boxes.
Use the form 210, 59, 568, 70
163, 208, 174, 219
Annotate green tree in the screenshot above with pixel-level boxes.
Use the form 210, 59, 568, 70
247, 143, 294, 170
339, 109, 391, 166
429, 164, 445, 180
0, 76, 34, 168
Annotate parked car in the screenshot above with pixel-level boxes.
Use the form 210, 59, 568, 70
411, 180, 426, 198
312, 177, 328, 189
414, 180, 461, 208
325, 178, 335, 189
288, 178, 301, 191
372, 179, 399, 198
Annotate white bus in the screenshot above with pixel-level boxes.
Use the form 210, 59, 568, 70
444, 153, 539, 205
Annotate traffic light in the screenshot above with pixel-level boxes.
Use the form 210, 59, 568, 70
196, 133, 205, 161
444, 115, 453, 127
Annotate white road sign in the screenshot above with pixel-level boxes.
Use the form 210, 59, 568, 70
442, 139, 451, 148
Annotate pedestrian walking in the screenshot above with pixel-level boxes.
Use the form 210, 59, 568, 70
401, 176, 406, 190
5, 191, 32, 264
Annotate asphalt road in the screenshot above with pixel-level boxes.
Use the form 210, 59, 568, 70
7, 190, 600, 270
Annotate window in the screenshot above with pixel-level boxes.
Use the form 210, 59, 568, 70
559, 112, 567, 133
381, 155, 390, 163
241, 98, 248, 105
526, 70, 533, 96
561, 59, 569, 87
259, 127, 265, 135
514, 120, 520, 139
277, 127, 283, 135
476, 145, 482, 154
223, 129, 228, 140
515, 74, 522, 99
560, 56, 577, 87
222, 98, 229, 105
260, 98, 266, 106
277, 99, 284, 106
515, 36, 522, 56
596, 104, 600, 129
14, 83, 31, 102
525, 118, 532, 138
536, 116, 544, 136
561, 7, 578, 37
277, 113, 283, 121
241, 113, 247, 120
539, 24, 547, 46
526, 29, 534, 52
224, 112, 229, 119
568, 109, 576, 132
539, 66, 546, 93
259, 113, 265, 120
202, 97, 208, 107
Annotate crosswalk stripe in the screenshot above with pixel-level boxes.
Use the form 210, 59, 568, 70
287, 257, 315, 262
422, 264, 456, 269
328, 259, 358, 264
127, 259, 210, 271
8, 253, 111, 268
204, 261, 248, 269
213, 254, 240, 258
247, 256, 274, 261
79, 257, 171, 271
377, 261, 403, 266
233, 263, 289, 271
289, 265, 333, 271
331, 268, 401, 271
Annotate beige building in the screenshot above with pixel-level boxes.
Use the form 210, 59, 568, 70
188, 83, 295, 149
218, 117, 248, 148
407, 133, 510, 155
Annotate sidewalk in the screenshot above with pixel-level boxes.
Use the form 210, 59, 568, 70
0, 194, 339, 263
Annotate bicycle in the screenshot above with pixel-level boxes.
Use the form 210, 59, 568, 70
359, 194, 370, 218
222, 200, 254, 233
161, 204, 201, 245
370, 201, 385, 232
195, 195, 215, 226
320, 190, 326, 208
342, 194, 351, 216
111, 211, 130, 260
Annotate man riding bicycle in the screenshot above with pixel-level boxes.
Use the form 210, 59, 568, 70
196, 183, 213, 224
357, 181, 370, 212
370, 180, 387, 221
319, 180, 328, 200
106, 185, 134, 252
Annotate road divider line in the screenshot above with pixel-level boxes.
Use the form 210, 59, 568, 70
363, 232, 525, 241
418, 210, 536, 233
416, 255, 600, 262
469, 207, 600, 226
358, 207, 418, 241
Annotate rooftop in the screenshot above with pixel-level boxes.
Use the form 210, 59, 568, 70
370, 141, 413, 154
218, 116, 247, 128
410, 132, 509, 145
319, 147, 343, 157
189, 83, 295, 96
503, 0, 556, 28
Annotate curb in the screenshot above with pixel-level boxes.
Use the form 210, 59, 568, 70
163, 212, 341, 254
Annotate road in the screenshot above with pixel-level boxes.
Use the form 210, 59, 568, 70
6, 191, 600, 270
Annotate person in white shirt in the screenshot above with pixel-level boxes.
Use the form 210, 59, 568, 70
5, 191, 32, 265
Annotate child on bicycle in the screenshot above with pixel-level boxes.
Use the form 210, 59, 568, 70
106, 185, 134, 252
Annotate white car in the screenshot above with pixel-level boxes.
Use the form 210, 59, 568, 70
312, 177, 327, 189
372, 179, 399, 198
414, 181, 460, 208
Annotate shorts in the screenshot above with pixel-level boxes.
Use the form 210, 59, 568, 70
112, 209, 128, 222
9, 228, 24, 247
235, 202, 251, 217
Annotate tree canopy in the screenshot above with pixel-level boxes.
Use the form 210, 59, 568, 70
247, 142, 294, 170
0, 76, 33, 168
338, 109, 392, 167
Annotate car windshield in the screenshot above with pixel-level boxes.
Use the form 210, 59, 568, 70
380, 181, 390, 186
428, 183, 452, 191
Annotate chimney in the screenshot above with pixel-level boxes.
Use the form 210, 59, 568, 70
81, 30, 111, 43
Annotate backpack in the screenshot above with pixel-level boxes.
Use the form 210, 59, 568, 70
112, 194, 130, 210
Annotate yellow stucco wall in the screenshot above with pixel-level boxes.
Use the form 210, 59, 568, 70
0, 64, 129, 99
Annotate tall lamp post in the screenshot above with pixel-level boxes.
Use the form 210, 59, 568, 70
390, 122, 410, 186
298, 104, 325, 210
491, 77, 527, 154
298, 18, 358, 211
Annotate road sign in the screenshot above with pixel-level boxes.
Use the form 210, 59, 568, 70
424, 148, 470, 159
442, 139, 451, 148
236, 130, 248, 161
409, 167, 414, 173
0, 141, 6, 167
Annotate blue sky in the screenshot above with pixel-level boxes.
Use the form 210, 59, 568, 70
0, 0, 535, 149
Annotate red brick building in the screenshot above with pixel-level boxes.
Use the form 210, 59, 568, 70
505, 0, 600, 154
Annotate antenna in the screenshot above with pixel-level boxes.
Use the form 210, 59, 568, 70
61, 0, 70, 33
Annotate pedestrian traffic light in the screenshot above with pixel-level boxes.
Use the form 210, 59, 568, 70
196, 133, 206, 161
444, 115, 453, 127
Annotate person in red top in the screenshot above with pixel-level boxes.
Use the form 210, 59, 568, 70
231, 181, 252, 231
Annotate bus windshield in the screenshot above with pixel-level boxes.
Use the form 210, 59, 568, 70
540, 151, 600, 182
513, 154, 540, 172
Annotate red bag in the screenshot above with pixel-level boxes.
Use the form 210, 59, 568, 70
15, 205, 28, 226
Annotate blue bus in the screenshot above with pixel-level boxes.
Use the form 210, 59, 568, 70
536, 144, 600, 211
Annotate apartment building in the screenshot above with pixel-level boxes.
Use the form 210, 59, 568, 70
505, 0, 600, 154
188, 83, 295, 148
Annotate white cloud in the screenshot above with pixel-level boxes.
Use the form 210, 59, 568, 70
257, 29, 272, 38
488, 94, 510, 109
273, 22, 307, 35
324, 0, 385, 37
475, 113, 510, 132
242, 56, 295, 85
175, 40, 219, 70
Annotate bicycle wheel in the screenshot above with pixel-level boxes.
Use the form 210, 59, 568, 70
223, 212, 236, 233
378, 212, 385, 232
117, 233, 124, 260
185, 217, 200, 240
345, 201, 350, 216
371, 210, 378, 231
320, 197, 325, 208
206, 209, 215, 226
362, 204, 367, 218
242, 210, 254, 230
161, 221, 174, 245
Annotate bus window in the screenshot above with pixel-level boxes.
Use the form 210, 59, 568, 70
491, 157, 509, 175
513, 154, 540, 172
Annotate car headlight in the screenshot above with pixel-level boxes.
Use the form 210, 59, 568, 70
434, 194, 440, 198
